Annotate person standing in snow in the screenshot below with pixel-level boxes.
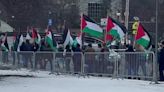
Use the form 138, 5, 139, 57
85, 43, 95, 73
159, 41, 164, 81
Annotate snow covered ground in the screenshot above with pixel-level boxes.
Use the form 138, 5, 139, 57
0, 70, 164, 92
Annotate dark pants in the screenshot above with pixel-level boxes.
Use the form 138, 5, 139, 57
12, 52, 16, 65
22, 54, 33, 68
87, 59, 95, 73
73, 55, 81, 73
65, 57, 71, 72
159, 65, 164, 81
2, 52, 8, 64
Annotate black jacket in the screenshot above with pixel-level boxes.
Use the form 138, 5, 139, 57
159, 47, 164, 67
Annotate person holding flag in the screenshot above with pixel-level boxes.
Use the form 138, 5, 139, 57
62, 24, 74, 73
134, 20, 151, 77
32, 28, 41, 45
39, 26, 57, 71
45, 26, 57, 51
0, 33, 9, 64
31, 27, 41, 51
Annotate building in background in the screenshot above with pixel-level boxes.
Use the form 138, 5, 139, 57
78, 0, 102, 15
78, 0, 106, 22
108, 0, 123, 21
0, 0, 164, 41
78, 0, 123, 22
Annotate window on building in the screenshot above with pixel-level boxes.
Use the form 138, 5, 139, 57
88, 3, 103, 22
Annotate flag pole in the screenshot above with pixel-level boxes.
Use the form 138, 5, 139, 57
104, 16, 108, 44
80, 13, 84, 48
80, 13, 83, 33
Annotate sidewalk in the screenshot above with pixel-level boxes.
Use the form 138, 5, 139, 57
0, 64, 16, 70
0, 69, 34, 77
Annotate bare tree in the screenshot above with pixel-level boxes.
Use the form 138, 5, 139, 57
0, 0, 43, 31
0, 0, 80, 31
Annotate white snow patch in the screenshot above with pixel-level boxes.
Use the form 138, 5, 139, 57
0, 70, 164, 92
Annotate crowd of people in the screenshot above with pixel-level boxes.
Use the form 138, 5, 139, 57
0, 34, 164, 81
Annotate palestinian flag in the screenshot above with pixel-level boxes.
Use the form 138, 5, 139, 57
32, 28, 41, 44
15, 34, 24, 52
1, 33, 9, 51
105, 17, 126, 42
26, 32, 31, 40
135, 22, 151, 49
62, 27, 74, 48
81, 14, 103, 38
45, 28, 57, 51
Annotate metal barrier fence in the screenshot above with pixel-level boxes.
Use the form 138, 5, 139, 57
34, 52, 83, 74
0, 51, 157, 82
0, 51, 35, 69
83, 52, 155, 79
118, 52, 154, 79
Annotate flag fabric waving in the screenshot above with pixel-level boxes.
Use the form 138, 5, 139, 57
26, 32, 31, 40
81, 14, 103, 38
105, 17, 126, 42
32, 28, 41, 44
1, 33, 9, 51
16, 34, 24, 52
135, 22, 151, 49
45, 28, 57, 51
13, 33, 19, 51
62, 27, 74, 48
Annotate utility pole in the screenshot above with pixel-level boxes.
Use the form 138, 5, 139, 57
154, 0, 159, 84
125, 0, 129, 29
125, 0, 129, 44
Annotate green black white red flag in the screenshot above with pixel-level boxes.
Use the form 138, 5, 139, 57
135, 22, 151, 49
81, 14, 103, 38
105, 17, 126, 42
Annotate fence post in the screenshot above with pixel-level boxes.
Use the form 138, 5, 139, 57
153, 52, 158, 83
112, 57, 117, 79
12, 51, 16, 65
17, 52, 20, 69
121, 53, 126, 79
33, 52, 36, 71
50, 52, 55, 74
81, 52, 85, 76
81, 52, 85, 77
